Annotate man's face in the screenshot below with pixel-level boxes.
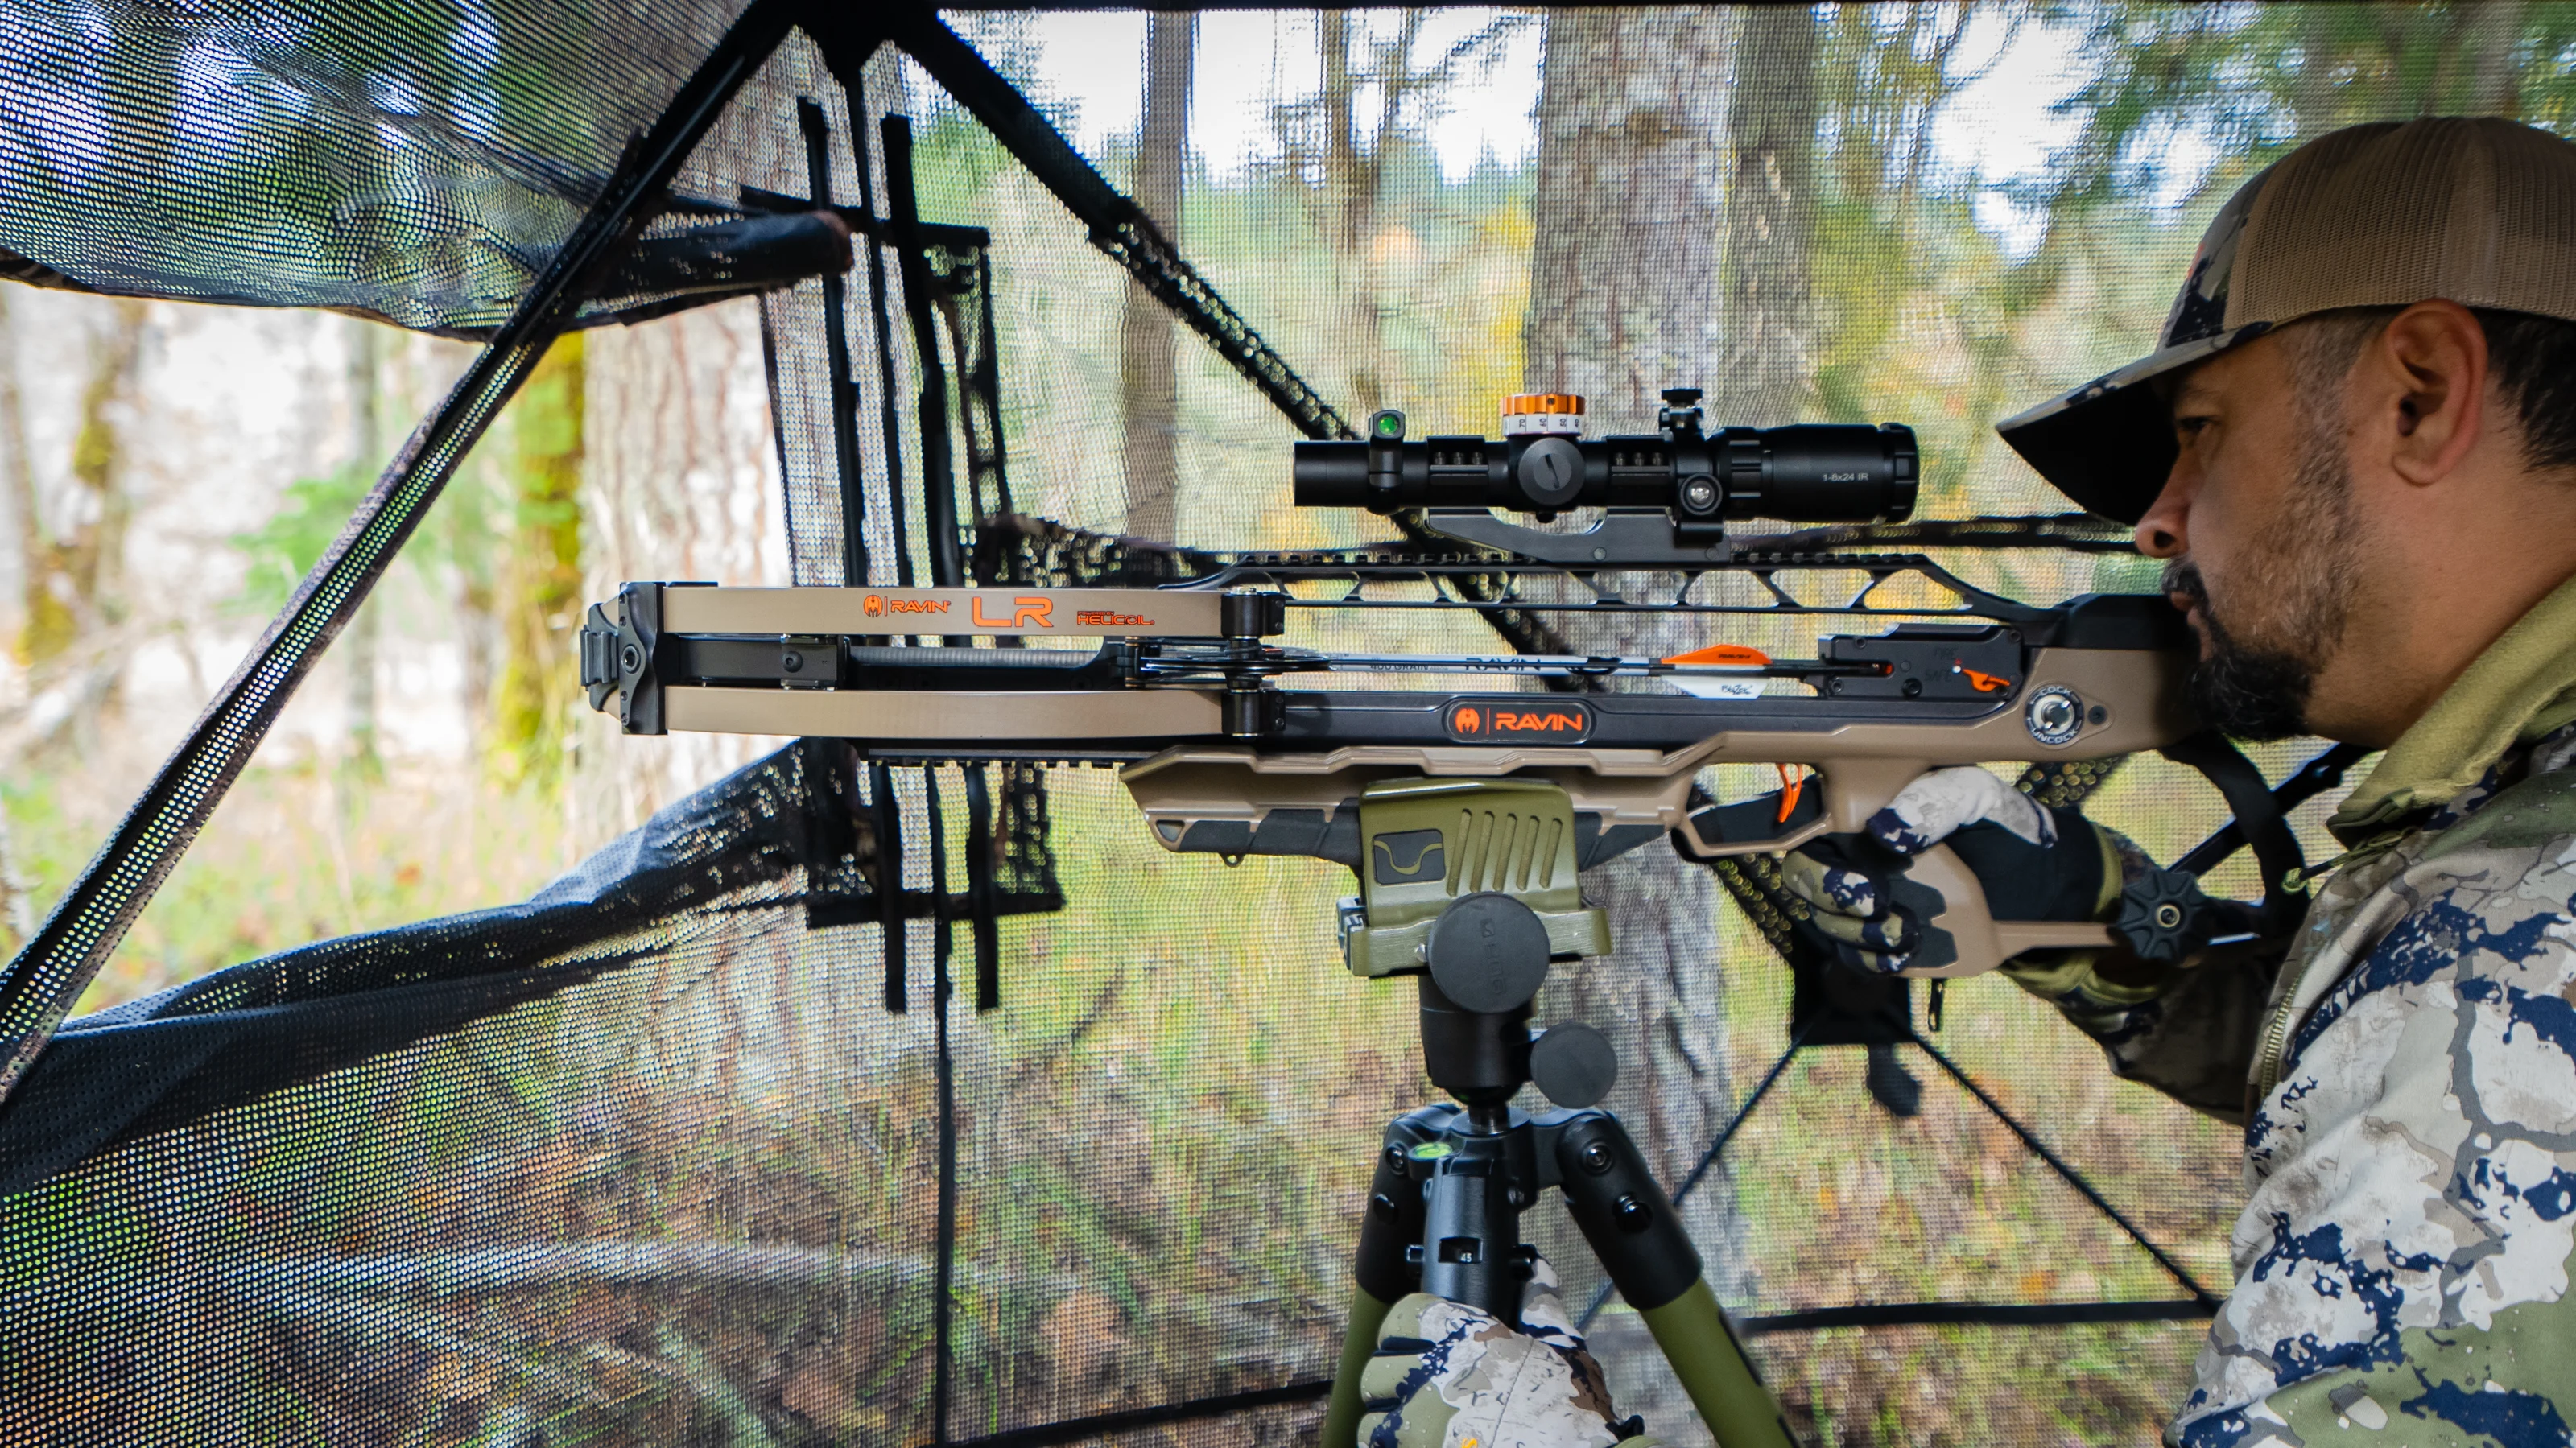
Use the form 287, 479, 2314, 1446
2139, 332, 2361, 741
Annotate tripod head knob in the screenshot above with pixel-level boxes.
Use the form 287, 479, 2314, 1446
1426, 893, 1551, 1012
1530, 1021, 1618, 1108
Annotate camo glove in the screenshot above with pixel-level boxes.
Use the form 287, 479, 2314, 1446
1778, 765, 2126, 975
1356, 1258, 1651, 1448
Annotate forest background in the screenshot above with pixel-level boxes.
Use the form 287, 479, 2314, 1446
2, 4, 2567, 1441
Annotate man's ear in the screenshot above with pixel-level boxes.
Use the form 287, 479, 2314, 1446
2372, 300, 2489, 487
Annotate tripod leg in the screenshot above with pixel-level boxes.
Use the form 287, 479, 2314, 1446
1325, 1107, 1447, 1448
1323, 1285, 1396, 1448
1637, 1280, 1790, 1448
1550, 1113, 1795, 1448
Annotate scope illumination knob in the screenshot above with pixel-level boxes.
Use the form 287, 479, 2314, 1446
1516, 437, 1585, 510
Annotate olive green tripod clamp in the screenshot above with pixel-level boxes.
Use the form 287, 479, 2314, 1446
1322, 778, 1795, 1448
1335, 777, 1611, 979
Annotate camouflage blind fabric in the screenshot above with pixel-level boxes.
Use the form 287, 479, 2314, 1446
10, 3, 2573, 1445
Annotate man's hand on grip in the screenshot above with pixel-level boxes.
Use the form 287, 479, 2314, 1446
1780, 766, 2114, 974
1356, 1257, 1650, 1448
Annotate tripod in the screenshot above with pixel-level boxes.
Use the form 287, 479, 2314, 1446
1319, 889, 1798, 1448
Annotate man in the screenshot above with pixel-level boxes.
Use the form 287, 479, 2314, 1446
1359, 117, 2576, 1446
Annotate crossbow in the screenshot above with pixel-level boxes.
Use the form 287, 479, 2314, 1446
580, 390, 2341, 978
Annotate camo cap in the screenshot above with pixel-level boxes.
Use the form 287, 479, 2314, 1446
1997, 117, 2576, 524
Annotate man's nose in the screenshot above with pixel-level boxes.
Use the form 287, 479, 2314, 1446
2132, 467, 2190, 558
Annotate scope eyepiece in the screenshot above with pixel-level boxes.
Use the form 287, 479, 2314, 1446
1294, 413, 1918, 526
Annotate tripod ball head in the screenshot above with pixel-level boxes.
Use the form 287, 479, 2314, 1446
1418, 893, 1550, 1112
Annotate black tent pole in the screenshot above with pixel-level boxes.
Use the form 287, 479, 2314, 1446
879, 115, 968, 590
840, 58, 919, 589
924, 767, 960, 1446
798, 97, 873, 589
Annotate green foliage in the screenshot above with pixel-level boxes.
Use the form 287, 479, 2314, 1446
491, 332, 585, 789
227, 463, 374, 617
2043, 0, 2576, 221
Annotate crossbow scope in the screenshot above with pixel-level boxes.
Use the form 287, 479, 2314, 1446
1292, 388, 1918, 527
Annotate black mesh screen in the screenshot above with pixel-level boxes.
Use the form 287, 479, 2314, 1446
7, 3, 2554, 1443
0, 0, 783, 333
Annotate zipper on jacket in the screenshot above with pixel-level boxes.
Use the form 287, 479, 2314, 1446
2253, 953, 2312, 1099
2254, 827, 2420, 1099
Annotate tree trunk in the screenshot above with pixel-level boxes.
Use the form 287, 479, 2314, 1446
345, 317, 382, 775
1522, 3, 1749, 1341
1315, 12, 1389, 416
19, 301, 146, 668
1523, 12, 1731, 423
1722, 5, 1821, 425
2461, 0, 2529, 116
1119, 12, 1193, 540
493, 332, 585, 790
571, 299, 789, 852
0, 292, 32, 652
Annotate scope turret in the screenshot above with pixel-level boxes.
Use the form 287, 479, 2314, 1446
1292, 391, 1918, 526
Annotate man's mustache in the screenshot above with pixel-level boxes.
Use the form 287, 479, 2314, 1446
2162, 559, 2207, 610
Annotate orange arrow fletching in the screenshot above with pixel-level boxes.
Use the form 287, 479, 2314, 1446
1662, 643, 1771, 668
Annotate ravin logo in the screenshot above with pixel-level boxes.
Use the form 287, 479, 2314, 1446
861, 594, 952, 617
1442, 699, 1593, 743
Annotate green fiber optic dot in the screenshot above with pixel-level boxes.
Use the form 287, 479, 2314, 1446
1374, 411, 1403, 437
1409, 1141, 1454, 1161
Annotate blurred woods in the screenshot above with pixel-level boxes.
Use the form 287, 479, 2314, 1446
0, 294, 788, 1013
15, 2, 2561, 993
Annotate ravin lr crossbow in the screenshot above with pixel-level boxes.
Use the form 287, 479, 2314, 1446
580, 389, 2332, 1442
580, 390, 2263, 980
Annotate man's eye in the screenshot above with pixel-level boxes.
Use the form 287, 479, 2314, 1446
2174, 416, 2216, 440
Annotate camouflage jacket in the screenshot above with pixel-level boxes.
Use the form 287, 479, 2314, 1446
2025, 575, 2576, 1446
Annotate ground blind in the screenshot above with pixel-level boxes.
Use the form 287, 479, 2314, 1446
3, 4, 2557, 1444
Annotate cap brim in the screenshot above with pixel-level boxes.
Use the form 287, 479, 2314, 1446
1995, 324, 2267, 525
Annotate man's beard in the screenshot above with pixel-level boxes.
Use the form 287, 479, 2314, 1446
2163, 426, 2359, 742
2166, 563, 2317, 741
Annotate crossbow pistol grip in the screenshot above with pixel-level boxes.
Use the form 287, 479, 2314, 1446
1657, 637, 2199, 976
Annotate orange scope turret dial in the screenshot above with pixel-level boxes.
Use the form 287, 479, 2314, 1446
1501, 393, 1584, 437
